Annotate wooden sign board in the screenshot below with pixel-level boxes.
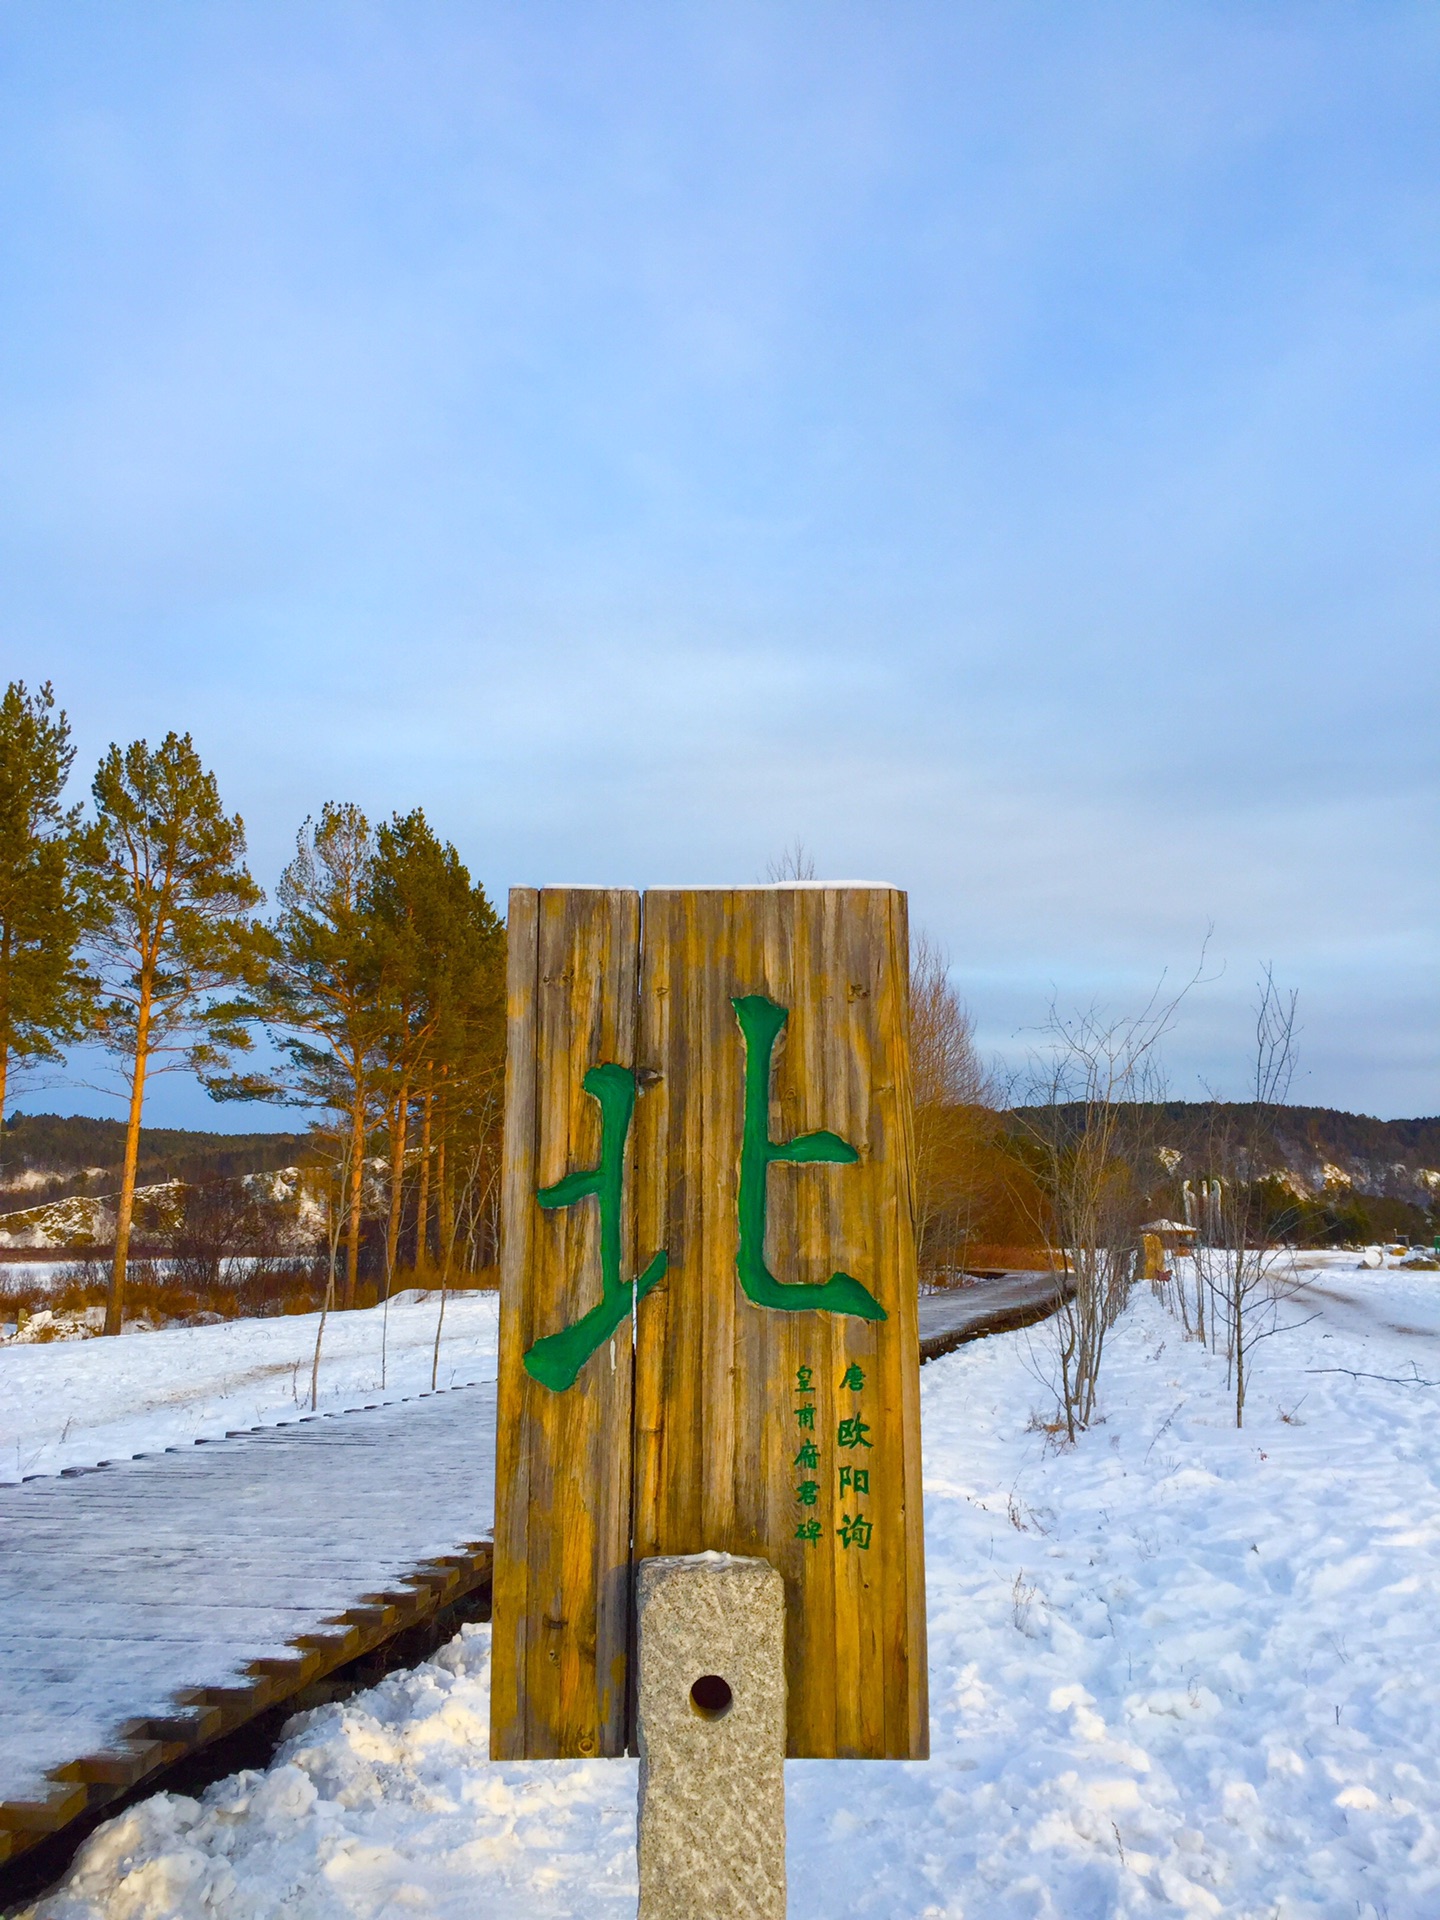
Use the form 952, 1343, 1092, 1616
491, 885, 927, 1762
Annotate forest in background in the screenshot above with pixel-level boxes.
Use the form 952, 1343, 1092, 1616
0, 679, 506, 1331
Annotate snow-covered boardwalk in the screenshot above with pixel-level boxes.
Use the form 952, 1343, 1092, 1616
0, 1382, 496, 1868
918, 1271, 1069, 1359
0, 1276, 1069, 1874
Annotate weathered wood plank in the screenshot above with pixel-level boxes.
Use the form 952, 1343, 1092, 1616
0, 1386, 495, 1865
490, 887, 643, 1759
632, 885, 928, 1759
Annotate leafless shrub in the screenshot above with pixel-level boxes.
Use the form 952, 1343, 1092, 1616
1185, 969, 1311, 1427
1018, 973, 1195, 1440
164, 1176, 272, 1291
764, 840, 817, 881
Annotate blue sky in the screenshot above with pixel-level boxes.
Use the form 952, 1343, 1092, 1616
1, 2, 1436, 1124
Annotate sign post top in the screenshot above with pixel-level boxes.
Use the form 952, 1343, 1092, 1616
527, 881, 904, 895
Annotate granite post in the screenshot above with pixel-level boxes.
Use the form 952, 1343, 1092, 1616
635, 1551, 787, 1920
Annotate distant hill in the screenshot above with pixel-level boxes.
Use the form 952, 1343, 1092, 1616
10, 1103, 1438, 1203
1007, 1101, 1440, 1243
0, 1112, 311, 1212
6, 1100, 1437, 1250
1009, 1102, 1440, 1188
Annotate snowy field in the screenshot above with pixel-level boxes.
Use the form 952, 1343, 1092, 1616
12, 1258, 1440, 1918
0, 1292, 499, 1484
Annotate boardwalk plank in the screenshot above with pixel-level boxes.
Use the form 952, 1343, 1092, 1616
0, 1380, 496, 1855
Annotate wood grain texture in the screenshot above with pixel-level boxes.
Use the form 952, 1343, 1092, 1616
490, 887, 642, 1760
632, 887, 928, 1759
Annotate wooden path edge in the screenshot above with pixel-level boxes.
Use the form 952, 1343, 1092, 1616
0, 1410, 494, 1872
917, 1279, 1075, 1365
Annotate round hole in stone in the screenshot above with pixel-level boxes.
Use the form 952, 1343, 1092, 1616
689, 1674, 733, 1720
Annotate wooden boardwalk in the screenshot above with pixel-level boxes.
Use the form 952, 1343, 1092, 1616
0, 1271, 1066, 1877
0, 1382, 495, 1871
918, 1272, 1071, 1361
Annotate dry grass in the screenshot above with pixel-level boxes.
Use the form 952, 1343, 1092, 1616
1, 1256, 501, 1335
0, 1260, 328, 1330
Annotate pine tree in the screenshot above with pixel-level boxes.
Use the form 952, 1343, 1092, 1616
263, 804, 386, 1310
0, 681, 98, 1129
89, 734, 266, 1334
369, 810, 451, 1284
417, 867, 505, 1279
247, 804, 505, 1305
369, 810, 504, 1283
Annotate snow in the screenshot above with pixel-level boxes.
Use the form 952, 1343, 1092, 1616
0, 1292, 499, 1483
17, 1263, 1440, 1918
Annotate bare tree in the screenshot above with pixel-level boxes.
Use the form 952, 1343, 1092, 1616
1192, 969, 1305, 1427
1019, 981, 1186, 1439
164, 1177, 263, 1291
764, 840, 817, 881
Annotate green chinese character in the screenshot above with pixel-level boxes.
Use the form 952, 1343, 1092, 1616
522, 1063, 668, 1394
796, 1479, 819, 1506
795, 1365, 815, 1392
795, 1404, 816, 1430
837, 1513, 873, 1550
837, 1414, 873, 1450
839, 1465, 870, 1495
839, 1362, 865, 1391
794, 1439, 819, 1471
732, 995, 886, 1323
795, 1518, 822, 1544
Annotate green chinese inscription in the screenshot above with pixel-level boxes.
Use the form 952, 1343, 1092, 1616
732, 994, 887, 1323
522, 1063, 668, 1394
837, 1512, 873, 1550
527, 991, 885, 1392
795, 1359, 822, 1539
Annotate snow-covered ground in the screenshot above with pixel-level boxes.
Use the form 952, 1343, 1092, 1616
0, 1291, 499, 1484
15, 1259, 1440, 1919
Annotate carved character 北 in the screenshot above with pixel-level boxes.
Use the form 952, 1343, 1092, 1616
525, 994, 886, 1391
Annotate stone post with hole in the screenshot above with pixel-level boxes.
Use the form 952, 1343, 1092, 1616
635, 1552, 787, 1920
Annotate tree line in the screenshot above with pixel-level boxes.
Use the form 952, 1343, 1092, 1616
0, 680, 505, 1332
